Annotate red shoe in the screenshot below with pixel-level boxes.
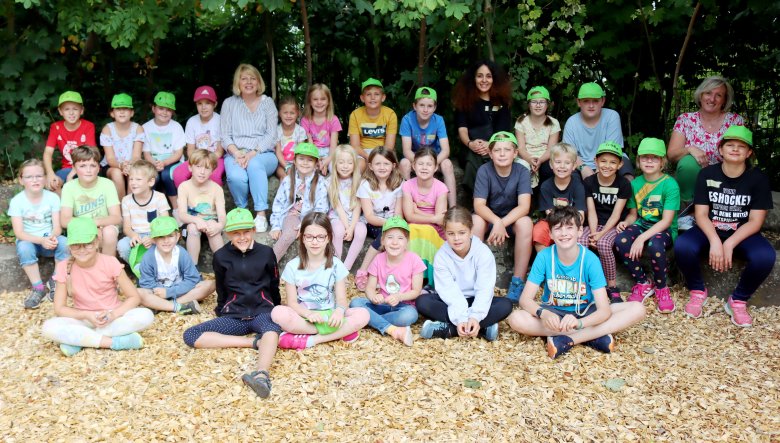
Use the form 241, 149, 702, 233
278, 332, 310, 350
342, 330, 360, 343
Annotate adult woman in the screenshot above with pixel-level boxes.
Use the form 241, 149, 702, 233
667, 76, 744, 222
221, 64, 279, 231
453, 60, 512, 193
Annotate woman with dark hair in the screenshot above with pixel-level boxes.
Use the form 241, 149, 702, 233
453, 60, 513, 192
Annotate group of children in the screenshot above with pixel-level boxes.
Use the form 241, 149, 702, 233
11, 79, 773, 399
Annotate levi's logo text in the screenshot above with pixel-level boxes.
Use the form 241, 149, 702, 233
360, 123, 387, 138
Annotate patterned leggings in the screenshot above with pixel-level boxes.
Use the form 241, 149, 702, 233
614, 224, 673, 288
183, 313, 281, 347
578, 225, 619, 282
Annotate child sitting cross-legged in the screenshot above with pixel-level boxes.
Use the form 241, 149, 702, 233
137, 216, 215, 315
349, 217, 425, 346
507, 206, 646, 359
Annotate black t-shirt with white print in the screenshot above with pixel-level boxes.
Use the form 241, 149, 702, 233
583, 174, 631, 225
693, 164, 772, 236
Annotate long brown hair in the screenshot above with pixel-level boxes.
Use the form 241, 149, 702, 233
297, 212, 335, 270
288, 153, 322, 205
452, 60, 512, 111
363, 147, 403, 191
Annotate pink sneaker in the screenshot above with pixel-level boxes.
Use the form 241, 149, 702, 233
628, 282, 655, 303
342, 330, 360, 343
724, 297, 752, 327
355, 270, 368, 291
278, 332, 310, 350
684, 289, 708, 318
655, 287, 675, 313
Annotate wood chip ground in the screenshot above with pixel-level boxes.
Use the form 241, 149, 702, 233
1, 281, 778, 442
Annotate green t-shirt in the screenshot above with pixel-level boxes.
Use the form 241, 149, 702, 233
61, 177, 120, 220
627, 173, 680, 240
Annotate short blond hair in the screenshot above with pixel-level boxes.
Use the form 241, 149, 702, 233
694, 76, 734, 113
188, 149, 218, 170
128, 159, 157, 180
549, 142, 578, 162
231, 64, 265, 96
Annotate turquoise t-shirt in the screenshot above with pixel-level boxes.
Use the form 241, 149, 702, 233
527, 244, 607, 313
281, 256, 349, 310
8, 190, 60, 237
627, 173, 680, 240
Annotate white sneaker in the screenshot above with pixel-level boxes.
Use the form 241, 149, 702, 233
678, 215, 695, 231
254, 215, 268, 232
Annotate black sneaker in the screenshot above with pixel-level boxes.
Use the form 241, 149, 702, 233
583, 334, 615, 353
420, 320, 453, 339
607, 286, 623, 303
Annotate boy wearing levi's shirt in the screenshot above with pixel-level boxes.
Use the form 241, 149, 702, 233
348, 78, 398, 167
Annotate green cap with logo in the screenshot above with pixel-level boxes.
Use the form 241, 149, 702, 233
578, 82, 605, 99
526, 86, 551, 101
414, 86, 437, 102
294, 142, 320, 159
111, 93, 133, 109
225, 208, 255, 232
488, 131, 518, 145
154, 91, 176, 110
637, 137, 667, 157
58, 91, 83, 106
382, 216, 410, 233
361, 78, 383, 91
596, 141, 623, 158
67, 217, 98, 245
722, 125, 753, 147
150, 216, 179, 238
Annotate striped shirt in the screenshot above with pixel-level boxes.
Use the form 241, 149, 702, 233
121, 191, 170, 234
220, 95, 278, 154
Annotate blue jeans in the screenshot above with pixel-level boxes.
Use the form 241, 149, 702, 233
55, 168, 72, 183
16, 237, 70, 266
156, 163, 179, 196
674, 226, 776, 301
225, 152, 278, 211
349, 297, 419, 334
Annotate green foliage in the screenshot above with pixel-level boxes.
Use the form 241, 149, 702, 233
0, 212, 15, 240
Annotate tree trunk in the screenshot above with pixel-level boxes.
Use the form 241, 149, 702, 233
417, 18, 427, 86
6, 0, 15, 56
484, 0, 495, 61
264, 11, 277, 101
145, 39, 160, 110
300, 0, 313, 89
670, 1, 701, 126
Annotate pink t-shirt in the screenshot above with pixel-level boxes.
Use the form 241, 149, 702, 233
46, 120, 97, 169
54, 254, 124, 311
367, 251, 426, 305
300, 115, 342, 156
672, 111, 744, 165
402, 177, 448, 237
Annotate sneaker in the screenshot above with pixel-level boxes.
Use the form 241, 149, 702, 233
627, 282, 655, 303
24, 287, 48, 309
176, 300, 202, 315
354, 270, 369, 291
47, 277, 56, 302
655, 287, 676, 313
684, 289, 708, 318
110, 333, 144, 351
278, 332, 310, 350
584, 334, 614, 354
59, 343, 83, 357
390, 326, 413, 346
724, 296, 752, 327
342, 330, 360, 343
254, 215, 268, 233
419, 320, 452, 339
480, 323, 499, 342
546, 335, 574, 359
242, 370, 272, 398
607, 286, 623, 303
678, 215, 695, 231
506, 277, 524, 304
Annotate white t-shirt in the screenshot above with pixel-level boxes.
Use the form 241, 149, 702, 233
184, 113, 221, 152
356, 179, 403, 221
281, 257, 349, 310
142, 119, 186, 161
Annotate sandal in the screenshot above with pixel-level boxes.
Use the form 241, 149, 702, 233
252, 333, 262, 350
242, 370, 272, 398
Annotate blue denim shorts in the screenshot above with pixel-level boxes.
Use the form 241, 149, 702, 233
16, 237, 70, 266
540, 304, 597, 319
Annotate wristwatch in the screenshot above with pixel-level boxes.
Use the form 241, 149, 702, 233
536, 307, 544, 319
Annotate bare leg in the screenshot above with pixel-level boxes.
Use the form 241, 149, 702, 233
357, 246, 380, 272
513, 216, 533, 279
256, 332, 279, 371
22, 264, 42, 286
107, 167, 126, 200
101, 226, 118, 257
471, 214, 488, 241
440, 159, 457, 207
399, 158, 412, 180
186, 223, 201, 263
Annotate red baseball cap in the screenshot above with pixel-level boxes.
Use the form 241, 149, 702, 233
193, 85, 217, 104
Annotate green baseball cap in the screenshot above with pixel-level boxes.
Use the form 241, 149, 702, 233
225, 208, 255, 232
153, 91, 176, 110
58, 91, 83, 106
596, 141, 623, 158
382, 216, 410, 233
111, 93, 133, 109
578, 82, 605, 99
637, 137, 666, 157
488, 131, 518, 145
294, 142, 320, 158
150, 216, 179, 238
128, 244, 148, 279
67, 217, 98, 245
526, 86, 551, 101
361, 78, 383, 91
414, 87, 437, 102
722, 125, 753, 147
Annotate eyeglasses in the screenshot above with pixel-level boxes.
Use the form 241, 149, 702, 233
303, 234, 328, 243
70, 242, 96, 251
529, 100, 548, 106
22, 175, 44, 181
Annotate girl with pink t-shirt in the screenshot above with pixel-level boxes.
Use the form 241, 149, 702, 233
401, 148, 448, 238
349, 216, 425, 346
301, 84, 342, 175
41, 217, 154, 357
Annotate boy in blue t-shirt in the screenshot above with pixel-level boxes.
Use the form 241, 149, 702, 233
399, 87, 456, 207
507, 206, 646, 359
